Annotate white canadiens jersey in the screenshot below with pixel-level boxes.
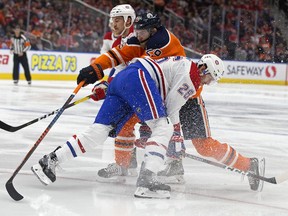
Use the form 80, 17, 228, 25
101, 30, 135, 76
137, 56, 199, 124
100, 32, 118, 54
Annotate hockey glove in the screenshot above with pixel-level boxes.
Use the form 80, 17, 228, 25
91, 81, 109, 101
166, 123, 186, 159
134, 122, 152, 149
77, 64, 104, 86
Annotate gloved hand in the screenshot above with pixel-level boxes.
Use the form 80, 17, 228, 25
91, 81, 109, 101
134, 123, 152, 149
166, 123, 186, 159
77, 64, 104, 86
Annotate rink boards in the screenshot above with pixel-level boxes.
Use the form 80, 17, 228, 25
0, 49, 287, 85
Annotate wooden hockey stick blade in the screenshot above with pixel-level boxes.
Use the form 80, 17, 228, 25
184, 153, 283, 185
0, 94, 92, 132
6, 177, 23, 201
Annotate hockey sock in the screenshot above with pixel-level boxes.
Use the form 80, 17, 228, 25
192, 137, 250, 171
114, 114, 139, 167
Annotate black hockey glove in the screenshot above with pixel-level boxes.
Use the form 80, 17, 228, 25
77, 64, 104, 86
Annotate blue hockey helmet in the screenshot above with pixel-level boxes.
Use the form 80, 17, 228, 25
134, 12, 161, 30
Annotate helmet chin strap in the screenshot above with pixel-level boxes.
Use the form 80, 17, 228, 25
118, 20, 133, 37
119, 27, 128, 37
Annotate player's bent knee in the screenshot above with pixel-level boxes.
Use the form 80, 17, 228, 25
78, 123, 112, 149
146, 117, 173, 148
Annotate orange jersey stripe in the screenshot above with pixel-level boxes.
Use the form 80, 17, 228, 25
192, 86, 203, 99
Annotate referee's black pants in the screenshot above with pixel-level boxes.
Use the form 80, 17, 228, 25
13, 53, 31, 82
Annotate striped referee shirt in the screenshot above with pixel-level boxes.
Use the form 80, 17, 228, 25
10, 34, 31, 55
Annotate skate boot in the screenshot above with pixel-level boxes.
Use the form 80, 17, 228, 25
128, 147, 138, 176
247, 157, 265, 192
134, 162, 171, 199
157, 159, 185, 184
31, 147, 61, 185
96, 163, 128, 183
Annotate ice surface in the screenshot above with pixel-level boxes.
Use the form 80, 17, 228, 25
0, 80, 288, 216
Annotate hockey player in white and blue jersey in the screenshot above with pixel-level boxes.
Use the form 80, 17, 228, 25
31, 54, 225, 199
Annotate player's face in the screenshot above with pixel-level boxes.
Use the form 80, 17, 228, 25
135, 29, 150, 43
200, 74, 214, 85
198, 64, 215, 85
111, 16, 125, 36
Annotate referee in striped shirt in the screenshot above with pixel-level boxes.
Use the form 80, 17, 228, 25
10, 25, 32, 85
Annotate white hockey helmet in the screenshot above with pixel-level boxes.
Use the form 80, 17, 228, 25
198, 54, 225, 81
110, 4, 136, 26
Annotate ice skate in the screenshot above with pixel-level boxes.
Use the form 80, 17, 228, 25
31, 147, 60, 186
157, 159, 185, 184
248, 157, 265, 192
97, 147, 138, 182
134, 162, 171, 199
96, 163, 128, 183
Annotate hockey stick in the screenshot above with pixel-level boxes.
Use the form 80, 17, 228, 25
5, 80, 86, 201
0, 94, 93, 132
184, 152, 288, 185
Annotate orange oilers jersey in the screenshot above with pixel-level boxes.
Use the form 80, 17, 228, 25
92, 26, 186, 70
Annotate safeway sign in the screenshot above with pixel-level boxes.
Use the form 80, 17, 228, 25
222, 60, 288, 85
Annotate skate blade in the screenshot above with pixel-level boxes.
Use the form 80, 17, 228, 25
31, 164, 52, 186
134, 187, 170, 199
95, 175, 126, 183
157, 175, 185, 184
257, 158, 266, 192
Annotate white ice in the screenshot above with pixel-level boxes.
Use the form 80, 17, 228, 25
0, 80, 288, 216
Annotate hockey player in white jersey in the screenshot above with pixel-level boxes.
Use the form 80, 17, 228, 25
100, 4, 135, 55
93, 4, 139, 177
31, 54, 225, 199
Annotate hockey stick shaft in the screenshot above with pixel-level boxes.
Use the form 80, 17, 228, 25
0, 94, 93, 132
5, 80, 86, 201
184, 152, 280, 184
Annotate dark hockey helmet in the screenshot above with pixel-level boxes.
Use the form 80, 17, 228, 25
134, 12, 161, 30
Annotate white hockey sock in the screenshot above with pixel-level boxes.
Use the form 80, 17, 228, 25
144, 144, 166, 174
56, 143, 75, 164
56, 123, 112, 164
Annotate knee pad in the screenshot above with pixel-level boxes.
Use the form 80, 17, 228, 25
146, 117, 173, 148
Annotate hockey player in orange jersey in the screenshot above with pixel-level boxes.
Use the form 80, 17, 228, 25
83, 12, 264, 191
